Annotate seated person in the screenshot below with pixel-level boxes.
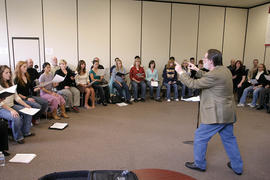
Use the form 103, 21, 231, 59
231, 60, 246, 102
0, 65, 33, 144
0, 97, 9, 156
130, 57, 146, 102
55, 59, 80, 113
50, 56, 60, 76
238, 64, 268, 108
227, 59, 236, 73
146, 60, 161, 102
75, 60, 95, 109
90, 60, 110, 106
257, 76, 270, 111
14, 61, 48, 124
26, 58, 40, 96
163, 59, 179, 102
39, 63, 68, 120
112, 59, 131, 104
109, 57, 120, 95
90, 57, 104, 70
180, 60, 192, 98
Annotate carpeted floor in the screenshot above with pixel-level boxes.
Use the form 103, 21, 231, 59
0, 100, 270, 180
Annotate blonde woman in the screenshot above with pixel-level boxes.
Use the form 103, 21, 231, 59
112, 59, 131, 104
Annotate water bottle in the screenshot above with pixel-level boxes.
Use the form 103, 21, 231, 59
0, 151, 5, 166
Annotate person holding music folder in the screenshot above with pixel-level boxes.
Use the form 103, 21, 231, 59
112, 59, 132, 104
0, 65, 34, 144
39, 62, 69, 120
130, 57, 146, 102
175, 49, 243, 175
146, 60, 161, 102
75, 60, 95, 109
14, 61, 48, 124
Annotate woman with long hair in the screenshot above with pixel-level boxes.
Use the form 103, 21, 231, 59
75, 60, 95, 109
14, 61, 48, 124
112, 59, 132, 104
0, 65, 33, 144
146, 60, 161, 102
39, 62, 68, 120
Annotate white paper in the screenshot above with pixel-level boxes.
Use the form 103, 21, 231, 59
116, 102, 128, 107
9, 154, 36, 163
52, 74, 65, 83
181, 96, 200, 102
151, 81, 158, 87
96, 69, 105, 76
0, 85, 17, 94
249, 79, 258, 85
19, 108, 40, 116
264, 75, 270, 81
50, 122, 68, 129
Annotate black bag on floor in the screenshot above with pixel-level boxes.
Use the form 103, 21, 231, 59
39, 170, 138, 180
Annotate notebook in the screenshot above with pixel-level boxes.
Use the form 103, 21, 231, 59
49, 122, 68, 130
9, 154, 36, 164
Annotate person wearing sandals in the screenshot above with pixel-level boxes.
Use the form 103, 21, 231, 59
39, 62, 69, 120
0, 65, 34, 144
75, 60, 95, 109
146, 60, 161, 102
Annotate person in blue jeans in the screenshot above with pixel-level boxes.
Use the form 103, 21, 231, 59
163, 59, 179, 102
181, 60, 193, 98
0, 65, 34, 144
112, 59, 132, 104
146, 60, 161, 102
176, 49, 243, 175
238, 64, 268, 108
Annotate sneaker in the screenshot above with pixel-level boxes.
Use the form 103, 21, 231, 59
140, 98, 145, 102
237, 103, 244, 107
134, 99, 139, 103
174, 98, 179, 102
247, 103, 255, 108
150, 96, 154, 100
155, 98, 162, 102
167, 99, 171, 102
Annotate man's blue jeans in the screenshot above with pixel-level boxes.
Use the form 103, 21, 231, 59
239, 86, 263, 106
194, 123, 243, 174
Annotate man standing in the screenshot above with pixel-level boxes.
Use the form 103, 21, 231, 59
26, 58, 40, 95
175, 49, 243, 175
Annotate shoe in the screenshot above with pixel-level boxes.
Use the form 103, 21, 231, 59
126, 100, 132, 104
256, 105, 264, 110
247, 103, 255, 108
140, 98, 145, 102
72, 106, 80, 113
17, 139, 25, 144
227, 162, 242, 175
24, 132, 35, 137
167, 99, 171, 102
134, 99, 138, 103
237, 103, 244, 107
155, 98, 162, 102
3, 151, 10, 156
102, 102, 107, 106
150, 96, 154, 100
121, 97, 125, 102
52, 109, 61, 120
174, 98, 179, 102
185, 162, 205, 172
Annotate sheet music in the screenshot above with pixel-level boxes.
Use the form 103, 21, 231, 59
151, 81, 158, 87
249, 79, 258, 85
181, 96, 200, 102
19, 108, 40, 116
116, 102, 128, 107
52, 74, 65, 83
96, 69, 105, 76
0, 85, 17, 94
9, 154, 36, 163
264, 75, 270, 81
50, 122, 68, 129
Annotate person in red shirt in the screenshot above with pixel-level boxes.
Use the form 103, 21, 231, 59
130, 56, 146, 102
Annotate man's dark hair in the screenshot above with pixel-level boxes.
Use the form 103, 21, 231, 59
169, 56, 175, 61
207, 49, 223, 66
190, 57, 195, 61
134, 56, 140, 59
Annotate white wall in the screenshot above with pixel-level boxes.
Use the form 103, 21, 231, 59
245, 3, 270, 69
0, 0, 9, 66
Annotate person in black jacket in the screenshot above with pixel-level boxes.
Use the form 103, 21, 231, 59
257, 77, 270, 111
0, 97, 10, 156
238, 64, 268, 108
231, 60, 246, 102
26, 59, 40, 96
55, 59, 80, 113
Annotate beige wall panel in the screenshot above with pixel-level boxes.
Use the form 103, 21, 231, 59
141, 1, 171, 79
0, 0, 9, 66
245, 4, 269, 69
223, 8, 247, 66
171, 4, 199, 64
43, 0, 77, 70
6, 0, 43, 69
197, 6, 225, 61
111, 0, 141, 70
78, 0, 110, 72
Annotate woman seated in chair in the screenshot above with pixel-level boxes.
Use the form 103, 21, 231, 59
180, 60, 193, 98
14, 61, 48, 124
112, 59, 132, 104
130, 57, 146, 102
163, 59, 179, 102
0, 97, 10, 156
75, 60, 95, 109
238, 64, 268, 108
146, 60, 161, 102
39, 62, 69, 120
55, 59, 80, 113
90, 60, 110, 106
0, 65, 33, 144
231, 60, 246, 102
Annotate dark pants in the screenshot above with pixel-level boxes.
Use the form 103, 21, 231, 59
93, 84, 110, 103
258, 88, 270, 107
113, 82, 131, 101
236, 81, 251, 103
0, 120, 8, 151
